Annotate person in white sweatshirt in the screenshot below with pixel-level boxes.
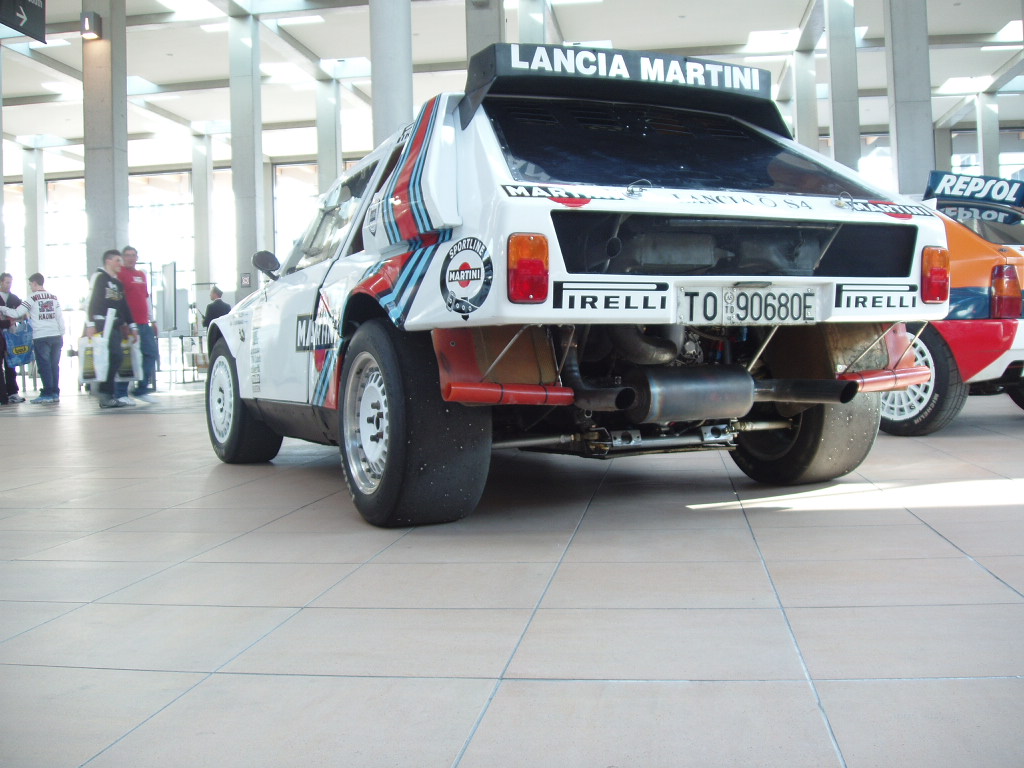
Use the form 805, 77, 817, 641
1, 273, 66, 403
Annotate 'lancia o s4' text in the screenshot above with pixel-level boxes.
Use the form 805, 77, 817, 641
206, 43, 950, 528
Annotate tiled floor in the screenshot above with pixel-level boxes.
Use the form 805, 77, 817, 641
1, 382, 1023, 767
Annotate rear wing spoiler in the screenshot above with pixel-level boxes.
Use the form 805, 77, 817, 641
459, 43, 790, 138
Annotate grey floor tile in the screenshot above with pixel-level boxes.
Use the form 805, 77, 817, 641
506, 608, 805, 681
768, 557, 1023, 607
24, 531, 241, 562
753, 524, 962, 561
564, 527, 761, 563
192, 529, 408, 563
312, 562, 556, 608
0, 664, 205, 768
224, 607, 533, 677
0, 603, 295, 672
373, 529, 575, 563
788, 604, 1024, 679
85, 673, 493, 768
541, 561, 777, 608
460, 680, 841, 768
818, 678, 1024, 768
0, 560, 170, 602
0, 600, 82, 642
99, 562, 359, 607
975, 555, 1024, 594
1, 386, 1022, 766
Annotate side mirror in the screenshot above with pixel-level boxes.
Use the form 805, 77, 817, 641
252, 250, 280, 281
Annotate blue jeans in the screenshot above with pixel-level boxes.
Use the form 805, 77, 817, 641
132, 324, 159, 395
33, 335, 63, 397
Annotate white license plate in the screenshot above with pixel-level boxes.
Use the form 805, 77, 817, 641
678, 285, 819, 325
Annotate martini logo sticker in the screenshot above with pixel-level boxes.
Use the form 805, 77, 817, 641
440, 237, 492, 318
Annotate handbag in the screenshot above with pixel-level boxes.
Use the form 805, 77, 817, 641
78, 335, 109, 383
3, 321, 34, 367
114, 338, 144, 381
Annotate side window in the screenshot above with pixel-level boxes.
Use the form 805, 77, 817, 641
286, 163, 377, 273
346, 141, 407, 256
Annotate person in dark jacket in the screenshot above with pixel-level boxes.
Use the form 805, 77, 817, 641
0, 272, 25, 404
203, 287, 231, 328
86, 250, 138, 408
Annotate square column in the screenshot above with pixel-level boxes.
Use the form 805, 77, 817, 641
82, 0, 129, 270
883, 0, 935, 194
824, 0, 861, 169
370, 0, 413, 146
466, 0, 505, 59
229, 12, 265, 298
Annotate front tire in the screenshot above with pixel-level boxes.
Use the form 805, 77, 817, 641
339, 318, 492, 527
731, 394, 881, 485
207, 340, 283, 463
879, 325, 969, 436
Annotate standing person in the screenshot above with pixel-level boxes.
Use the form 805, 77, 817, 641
0, 274, 65, 403
119, 245, 159, 401
203, 287, 231, 328
0, 272, 25, 403
86, 250, 138, 409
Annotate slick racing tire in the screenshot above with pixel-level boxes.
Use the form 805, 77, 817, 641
207, 340, 283, 463
731, 394, 881, 485
879, 324, 969, 437
339, 318, 492, 528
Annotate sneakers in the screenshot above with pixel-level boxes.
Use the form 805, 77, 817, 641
116, 396, 137, 407
8, 394, 25, 403
31, 395, 58, 404
99, 397, 127, 409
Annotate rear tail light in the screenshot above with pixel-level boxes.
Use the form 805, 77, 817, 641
991, 264, 1023, 318
507, 233, 549, 304
921, 246, 950, 304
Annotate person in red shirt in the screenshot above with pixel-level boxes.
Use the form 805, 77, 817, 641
119, 245, 159, 401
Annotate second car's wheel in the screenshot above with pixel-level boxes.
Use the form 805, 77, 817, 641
207, 340, 283, 463
339, 318, 492, 527
731, 394, 881, 485
879, 324, 969, 436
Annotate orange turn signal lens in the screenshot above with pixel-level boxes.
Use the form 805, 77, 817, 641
921, 246, 950, 304
507, 233, 549, 304
991, 264, 1023, 319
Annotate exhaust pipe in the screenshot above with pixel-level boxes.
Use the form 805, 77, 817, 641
626, 365, 755, 423
562, 338, 637, 412
623, 367, 861, 424
754, 378, 859, 405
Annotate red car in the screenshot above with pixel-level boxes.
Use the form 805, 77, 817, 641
880, 175, 1024, 435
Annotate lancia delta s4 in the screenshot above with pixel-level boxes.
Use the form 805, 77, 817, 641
206, 43, 950, 527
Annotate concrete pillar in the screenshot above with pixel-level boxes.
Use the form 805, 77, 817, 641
316, 77, 343, 194
82, 0, 129, 271
192, 133, 213, 287
466, 0, 504, 59
22, 147, 44, 278
369, 0, 413, 145
933, 128, 953, 173
824, 0, 860, 169
792, 50, 819, 149
883, 0, 935, 194
519, 0, 546, 43
0, 52, 5, 273
263, 161, 276, 255
976, 93, 1001, 177
229, 12, 264, 299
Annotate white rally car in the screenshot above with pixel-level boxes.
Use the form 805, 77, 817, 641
206, 43, 950, 527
